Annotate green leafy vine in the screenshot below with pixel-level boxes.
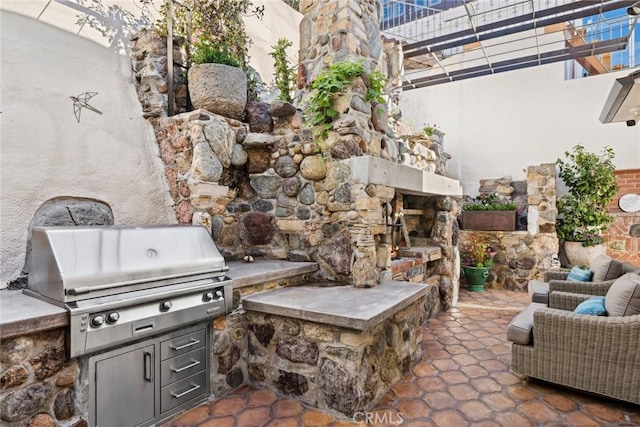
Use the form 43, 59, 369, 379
306, 61, 387, 141
269, 38, 296, 103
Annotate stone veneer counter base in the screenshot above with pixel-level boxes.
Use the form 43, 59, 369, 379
242, 281, 429, 330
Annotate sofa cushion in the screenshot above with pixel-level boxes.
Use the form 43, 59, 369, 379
529, 280, 549, 304
590, 255, 623, 282
507, 303, 546, 345
605, 273, 640, 317
566, 266, 593, 282
573, 296, 607, 315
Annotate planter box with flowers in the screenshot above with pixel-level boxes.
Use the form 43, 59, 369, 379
461, 193, 517, 231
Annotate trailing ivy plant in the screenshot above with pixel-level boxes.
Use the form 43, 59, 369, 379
269, 38, 296, 103
306, 61, 387, 141
556, 145, 618, 246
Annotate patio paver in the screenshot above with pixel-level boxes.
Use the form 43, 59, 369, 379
162, 289, 640, 426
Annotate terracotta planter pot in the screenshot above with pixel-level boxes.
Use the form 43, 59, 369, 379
563, 242, 605, 267
462, 210, 516, 231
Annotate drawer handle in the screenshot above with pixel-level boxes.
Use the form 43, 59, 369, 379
170, 339, 200, 351
171, 360, 200, 373
171, 383, 201, 399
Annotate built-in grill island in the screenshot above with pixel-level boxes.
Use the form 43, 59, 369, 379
25, 225, 233, 427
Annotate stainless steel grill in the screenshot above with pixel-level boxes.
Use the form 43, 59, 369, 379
25, 225, 233, 358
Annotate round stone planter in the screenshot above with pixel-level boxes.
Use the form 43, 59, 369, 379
187, 63, 247, 120
563, 241, 605, 267
462, 266, 491, 292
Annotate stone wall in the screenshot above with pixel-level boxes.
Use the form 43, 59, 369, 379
0, 329, 85, 427
459, 230, 558, 291
245, 297, 425, 417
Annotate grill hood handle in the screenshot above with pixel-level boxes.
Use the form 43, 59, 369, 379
66, 266, 229, 296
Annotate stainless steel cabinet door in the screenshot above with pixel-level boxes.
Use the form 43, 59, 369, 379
95, 344, 155, 427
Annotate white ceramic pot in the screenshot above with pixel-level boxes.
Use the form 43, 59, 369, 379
563, 241, 605, 267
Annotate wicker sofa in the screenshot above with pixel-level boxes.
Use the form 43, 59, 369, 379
508, 260, 640, 405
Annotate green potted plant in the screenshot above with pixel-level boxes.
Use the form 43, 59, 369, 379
461, 192, 517, 231
460, 237, 496, 292
156, 0, 263, 119
556, 144, 618, 266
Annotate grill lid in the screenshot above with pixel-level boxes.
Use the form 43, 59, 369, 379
28, 225, 227, 302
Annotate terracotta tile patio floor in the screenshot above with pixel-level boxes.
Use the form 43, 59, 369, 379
162, 289, 640, 427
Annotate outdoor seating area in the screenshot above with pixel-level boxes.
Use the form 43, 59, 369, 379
161, 289, 640, 426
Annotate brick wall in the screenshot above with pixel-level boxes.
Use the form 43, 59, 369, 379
604, 169, 640, 264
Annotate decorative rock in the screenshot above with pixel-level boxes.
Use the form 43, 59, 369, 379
1, 336, 33, 364
217, 344, 241, 374
274, 156, 299, 178
333, 184, 351, 204
282, 177, 301, 197
630, 223, 640, 237
300, 155, 327, 181
187, 63, 247, 120
271, 100, 297, 117
242, 213, 275, 245
350, 96, 370, 114
318, 359, 361, 416
245, 147, 271, 173
53, 388, 75, 420
276, 338, 319, 365
231, 144, 248, 166
192, 142, 223, 182
296, 207, 311, 220
243, 133, 281, 147
249, 323, 276, 347
30, 347, 66, 380
246, 101, 273, 133
0, 366, 28, 389
299, 184, 315, 205
275, 207, 294, 217
331, 140, 363, 159
318, 234, 352, 275
175, 200, 193, 224
277, 193, 298, 209
1, 383, 52, 422
252, 199, 274, 212
276, 370, 308, 396
27, 413, 55, 427
226, 367, 244, 388
250, 175, 283, 199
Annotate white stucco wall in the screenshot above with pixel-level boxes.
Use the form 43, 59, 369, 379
0, 1, 302, 288
0, 5, 177, 287
399, 62, 640, 195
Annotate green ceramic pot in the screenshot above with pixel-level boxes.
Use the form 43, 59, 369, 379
462, 266, 491, 292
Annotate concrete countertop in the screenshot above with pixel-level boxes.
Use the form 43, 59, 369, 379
0, 260, 318, 340
242, 281, 429, 330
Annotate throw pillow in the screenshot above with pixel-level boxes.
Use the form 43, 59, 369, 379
590, 255, 623, 282
573, 296, 607, 316
604, 273, 640, 317
566, 266, 593, 282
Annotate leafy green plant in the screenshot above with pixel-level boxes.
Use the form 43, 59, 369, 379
463, 192, 516, 211
556, 145, 618, 246
269, 38, 296, 103
190, 44, 241, 67
306, 61, 387, 141
423, 123, 444, 137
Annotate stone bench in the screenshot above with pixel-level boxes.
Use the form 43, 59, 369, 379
242, 281, 430, 417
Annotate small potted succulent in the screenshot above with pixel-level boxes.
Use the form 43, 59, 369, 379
460, 238, 496, 292
461, 192, 517, 231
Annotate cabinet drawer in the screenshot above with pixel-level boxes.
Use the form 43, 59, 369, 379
160, 370, 207, 414
161, 328, 206, 360
161, 347, 207, 386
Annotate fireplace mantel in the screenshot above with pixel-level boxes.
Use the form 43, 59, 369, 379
346, 156, 462, 197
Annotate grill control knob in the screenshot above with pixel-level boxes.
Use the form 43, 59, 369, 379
203, 290, 223, 302
90, 315, 105, 328
159, 301, 172, 312
106, 312, 120, 324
